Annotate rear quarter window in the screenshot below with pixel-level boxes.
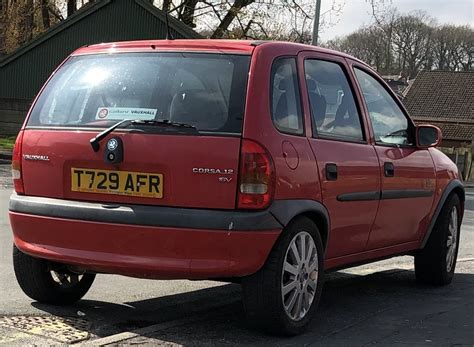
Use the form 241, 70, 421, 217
270, 58, 304, 135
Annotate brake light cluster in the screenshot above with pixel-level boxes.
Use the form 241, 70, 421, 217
12, 131, 24, 194
237, 139, 275, 209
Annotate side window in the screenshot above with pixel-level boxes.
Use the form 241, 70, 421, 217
304, 59, 364, 141
271, 58, 304, 135
354, 68, 412, 145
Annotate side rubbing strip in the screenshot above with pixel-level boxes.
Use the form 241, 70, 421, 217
381, 189, 434, 200
337, 191, 380, 202
337, 189, 434, 202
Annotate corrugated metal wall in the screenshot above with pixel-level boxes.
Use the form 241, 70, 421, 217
0, 98, 30, 135
0, 0, 197, 100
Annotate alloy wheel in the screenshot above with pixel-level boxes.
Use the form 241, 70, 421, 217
281, 231, 318, 321
50, 270, 83, 289
446, 206, 458, 272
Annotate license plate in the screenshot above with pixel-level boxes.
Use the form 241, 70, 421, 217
71, 168, 163, 198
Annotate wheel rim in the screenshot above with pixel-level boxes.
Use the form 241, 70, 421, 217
446, 206, 458, 273
281, 231, 318, 322
50, 270, 83, 289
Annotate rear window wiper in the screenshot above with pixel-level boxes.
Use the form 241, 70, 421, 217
90, 119, 132, 152
131, 119, 197, 129
89, 119, 198, 152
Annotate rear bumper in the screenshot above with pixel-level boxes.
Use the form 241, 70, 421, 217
9, 194, 282, 279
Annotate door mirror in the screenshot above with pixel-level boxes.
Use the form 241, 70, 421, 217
416, 125, 442, 148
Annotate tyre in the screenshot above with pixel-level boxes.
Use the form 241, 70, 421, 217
415, 194, 461, 285
13, 245, 95, 304
241, 216, 324, 335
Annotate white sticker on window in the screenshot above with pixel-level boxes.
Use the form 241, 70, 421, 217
96, 107, 157, 120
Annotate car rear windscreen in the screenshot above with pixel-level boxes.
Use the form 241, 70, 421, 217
27, 52, 251, 134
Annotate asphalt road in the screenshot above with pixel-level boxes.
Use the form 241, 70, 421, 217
0, 166, 473, 345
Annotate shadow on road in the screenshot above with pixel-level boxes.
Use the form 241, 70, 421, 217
28, 267, 474, 345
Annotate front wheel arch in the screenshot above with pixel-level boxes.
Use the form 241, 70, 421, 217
421, 179, 464, 249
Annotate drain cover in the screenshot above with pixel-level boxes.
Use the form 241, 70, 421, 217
0, 316, 91, 343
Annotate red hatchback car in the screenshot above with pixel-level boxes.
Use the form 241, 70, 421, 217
9, 40, 464, 335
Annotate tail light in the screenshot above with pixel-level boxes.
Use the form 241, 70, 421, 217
12, 131, 24, 194
237, 139, 275, 209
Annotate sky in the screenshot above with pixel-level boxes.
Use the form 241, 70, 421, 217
318, 0, 474, 42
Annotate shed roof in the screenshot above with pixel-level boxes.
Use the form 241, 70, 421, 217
404, 70, 474, 123
417, 121, 474, 143
404, 70, 474, 142
0, 0, 200, 100
0, 0, 200, 68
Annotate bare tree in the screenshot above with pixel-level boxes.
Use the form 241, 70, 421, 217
2, 0, 35, 53
448, 25, 473, 71
178, 0, 199, 27
210, 0, 255, 38
0, 0, 85, 54
323, 9, 472, 75
40, 0, 51, 29
430, 24, 474, 71
0, 0, 6, 55
325, 25, 387, 72
364, 0, 398, 72
67, 0, 76, 16
157, 0, 343, 41
391, 11, 434, 77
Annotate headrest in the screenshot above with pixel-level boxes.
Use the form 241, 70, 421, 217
278, 79, 287, 91
306, 79, 317, 92
170, 90, 226, 130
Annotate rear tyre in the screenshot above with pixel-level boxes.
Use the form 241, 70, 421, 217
13, 245, 95, 304
241, 216, 324, 336
415, 194, 461, 286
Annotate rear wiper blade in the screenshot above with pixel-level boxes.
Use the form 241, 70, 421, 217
89, 119, 198, 152
131, 119, 197, 130
90, 119, 132, 152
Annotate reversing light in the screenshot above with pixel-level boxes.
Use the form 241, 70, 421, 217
12, 131, 24, 194
237, 139, 275, 209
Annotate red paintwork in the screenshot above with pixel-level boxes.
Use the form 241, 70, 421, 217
429, 147, 464, 217
21, 130, 241, 209
296, 52, 381, 258
11, 212, 280, 279
10, 39, 463, 278
309, 140, 381, 258
368, 146, 436, 248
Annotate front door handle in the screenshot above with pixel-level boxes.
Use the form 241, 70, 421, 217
384, 162, 394, 177
326, 163, 338, 181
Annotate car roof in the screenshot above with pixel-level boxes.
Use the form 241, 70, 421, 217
72, 39, 368, 66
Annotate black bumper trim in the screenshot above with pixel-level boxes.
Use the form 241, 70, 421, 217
9, 194, 283, 231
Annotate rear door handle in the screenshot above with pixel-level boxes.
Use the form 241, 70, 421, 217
384, 162, 394, 177
326, 163, 338, 181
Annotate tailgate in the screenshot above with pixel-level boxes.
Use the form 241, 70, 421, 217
21, 130, 241, 209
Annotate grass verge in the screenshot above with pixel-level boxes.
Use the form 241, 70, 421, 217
0, 136, 16, 151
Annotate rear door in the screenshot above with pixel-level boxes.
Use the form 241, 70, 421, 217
21, 52, 250, 209
351, 65, 436, 248
299, 52, 381, 258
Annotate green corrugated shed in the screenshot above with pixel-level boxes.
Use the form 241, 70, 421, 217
0, 0, 201, 100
